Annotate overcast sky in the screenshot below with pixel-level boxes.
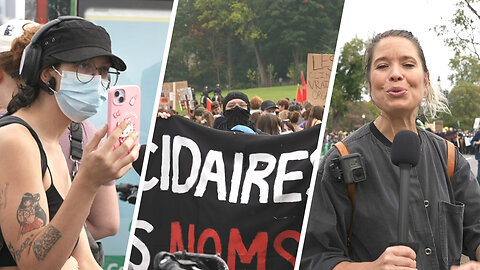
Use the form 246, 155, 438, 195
336, 0, 458, 93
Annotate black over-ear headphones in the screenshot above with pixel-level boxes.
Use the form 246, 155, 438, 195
19, 16, 87, 86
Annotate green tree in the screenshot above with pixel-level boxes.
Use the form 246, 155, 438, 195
327, 101, 380, 132
433, 0, 480, 60
328, 38, 366, 130
165, 0, 344, 90
448, 52, 480, 85
195, 0, 234, 87
164, 0, 198, 83
433, 0, 480, 130
258, 0, 343, 85
440, 81, 480, 130
260, 0, 343, 65
229, 1, 270, 86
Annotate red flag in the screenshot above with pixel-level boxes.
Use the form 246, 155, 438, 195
301, 71, 307, 103
37, 0, 49, 23
206, 97, 212, 111
296, 84, 303, 103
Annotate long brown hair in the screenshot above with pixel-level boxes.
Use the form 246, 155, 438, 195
256, 114, 281, 135
305, 106, 324, 128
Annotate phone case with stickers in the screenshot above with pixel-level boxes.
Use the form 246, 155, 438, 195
107, 85, 141, 149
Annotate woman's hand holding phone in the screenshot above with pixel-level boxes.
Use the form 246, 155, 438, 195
76, 121, 140, 189
108, 85, 141, 149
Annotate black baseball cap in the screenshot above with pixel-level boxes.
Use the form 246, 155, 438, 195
261, 100, 278, 111
40, 19, 126, 71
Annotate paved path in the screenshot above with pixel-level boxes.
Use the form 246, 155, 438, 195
463, 154, 478, 179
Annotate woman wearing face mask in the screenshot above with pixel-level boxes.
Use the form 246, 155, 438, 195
0, 19, 121, 267
0, 17, 139, 270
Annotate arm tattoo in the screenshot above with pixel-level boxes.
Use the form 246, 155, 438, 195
32, 225, 61, 261
16, 192, 47, 238
7, 234, 33, 262
0, 182, 8, 209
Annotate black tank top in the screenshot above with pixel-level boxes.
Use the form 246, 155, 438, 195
0, 116, 64, 266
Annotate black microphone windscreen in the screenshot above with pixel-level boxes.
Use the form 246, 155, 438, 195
391, 130, 420, 166
132, 144, 146, 175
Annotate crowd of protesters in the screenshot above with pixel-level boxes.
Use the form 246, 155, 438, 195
159, 91, 324, 135
320, 122, 478, 156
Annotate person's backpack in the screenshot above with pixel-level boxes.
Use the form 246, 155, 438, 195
69, 122, 105, 267
333, 137, 456, 255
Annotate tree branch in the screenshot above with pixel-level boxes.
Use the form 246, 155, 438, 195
464, 0, 480, 20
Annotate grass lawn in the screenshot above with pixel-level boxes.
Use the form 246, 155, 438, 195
195, 85, 300, 104
224, 85, 299, 102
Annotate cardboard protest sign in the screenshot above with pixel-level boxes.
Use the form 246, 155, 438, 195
130, 116, 320, 269
306, 54, 334, 107
162, 81, 189, 110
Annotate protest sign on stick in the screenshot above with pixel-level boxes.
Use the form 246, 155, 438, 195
306, 54, 334, 107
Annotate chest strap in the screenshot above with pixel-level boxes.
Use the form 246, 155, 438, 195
333, 137, 455, 255
69, 122, 83, 179
333, 141, 355, 252
446, 140, 455, 179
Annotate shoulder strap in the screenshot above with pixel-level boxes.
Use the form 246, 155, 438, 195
333, 141, 355, 253
0, 115, 48, 252
69, 122, 83, 179
445, 140, 455, 180
0, 115, 47, 177
334, 138, 456, 256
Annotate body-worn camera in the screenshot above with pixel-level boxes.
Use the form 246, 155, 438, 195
329, 153, 367, 184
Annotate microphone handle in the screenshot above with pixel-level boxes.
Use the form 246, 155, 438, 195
398, 164, 411, 243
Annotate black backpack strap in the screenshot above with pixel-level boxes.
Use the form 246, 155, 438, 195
69, 122, 83, 179
0, 115, 47, 176
0, 115, 48, 252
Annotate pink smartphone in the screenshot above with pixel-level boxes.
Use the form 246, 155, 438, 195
107, 85, 141, 149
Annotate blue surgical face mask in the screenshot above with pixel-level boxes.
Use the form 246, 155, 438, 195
50, 68, 107, 122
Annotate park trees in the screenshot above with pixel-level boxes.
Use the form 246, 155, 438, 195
440, 81, 480, 130
433, 0, 480, 130
164, 0, 343, 90
327, 38, 367, 131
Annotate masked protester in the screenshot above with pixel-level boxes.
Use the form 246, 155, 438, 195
213, 91, 258, 133
0, 17, 139, 270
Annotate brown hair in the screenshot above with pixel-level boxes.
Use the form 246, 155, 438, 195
288, 110, 300, 124
250, 96, 263, 110
202, 110, 214, 128
0, 23, 41, 76
276, 99, 289, 110
5, 23, 60, 114
278, 110, 289, 120
305, 105, 323, 128
256, 114, 280, 135
249, 111, 260, 124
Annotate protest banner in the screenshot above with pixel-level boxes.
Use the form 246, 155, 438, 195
306, 54, 334, 107
130, 116, 320, 269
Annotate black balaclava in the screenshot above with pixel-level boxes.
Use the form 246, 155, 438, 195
222, 91, 253, 130
224, 107, 251, 130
